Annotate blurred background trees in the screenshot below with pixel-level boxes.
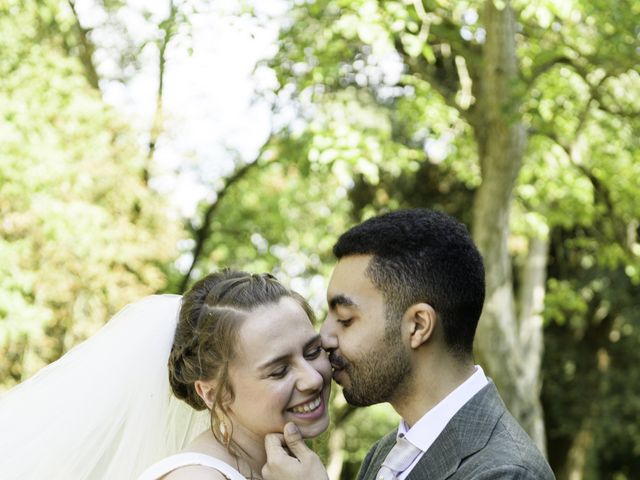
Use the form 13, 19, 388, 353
0, 0, 179, 383
1, 0, 638, 478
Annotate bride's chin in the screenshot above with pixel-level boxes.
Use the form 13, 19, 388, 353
298, 415, 330, 439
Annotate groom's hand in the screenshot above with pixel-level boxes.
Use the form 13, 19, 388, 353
263, 422, 329, 480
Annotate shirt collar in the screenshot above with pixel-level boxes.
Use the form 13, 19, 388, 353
397, 365, 489, 452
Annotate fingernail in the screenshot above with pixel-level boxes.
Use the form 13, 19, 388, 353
286, 422, 298, 434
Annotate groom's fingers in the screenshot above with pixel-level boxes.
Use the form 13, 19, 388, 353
264, 425, 329, 480
264, 433, 285, 453
264, 433, 294, 461
283, 422, 310, 459
263, 432, 300, 480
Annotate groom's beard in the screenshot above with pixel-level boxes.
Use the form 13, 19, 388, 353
339, 333, 412, 407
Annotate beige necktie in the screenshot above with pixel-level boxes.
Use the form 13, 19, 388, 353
376, 434, 423, 480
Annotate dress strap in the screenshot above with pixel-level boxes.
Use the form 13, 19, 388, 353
137, 452, 246, 480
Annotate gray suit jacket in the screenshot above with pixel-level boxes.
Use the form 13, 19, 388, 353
356, 382, 555, 479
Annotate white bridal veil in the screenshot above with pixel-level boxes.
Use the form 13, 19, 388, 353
0, 294, 209, 480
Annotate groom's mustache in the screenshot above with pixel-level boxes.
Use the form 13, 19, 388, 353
328, 352, 347, 370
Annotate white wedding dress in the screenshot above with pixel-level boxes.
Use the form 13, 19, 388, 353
137, 452, 246, 480
0, 295, 210, 480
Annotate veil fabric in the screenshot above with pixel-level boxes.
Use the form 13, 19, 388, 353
0, 294, 209, 480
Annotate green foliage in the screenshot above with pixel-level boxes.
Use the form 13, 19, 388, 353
2, 0, 639, 477
543, 262, 640, 478
339, 404, 398, 475
182, 147, 353, 306
0, 1, 180, 388
263, 0, 640, 476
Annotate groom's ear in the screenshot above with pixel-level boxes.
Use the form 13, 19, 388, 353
194, 380, 217, 410
403, 303, 437, 349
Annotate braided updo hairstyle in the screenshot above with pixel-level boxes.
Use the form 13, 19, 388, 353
168, 270, 315, 450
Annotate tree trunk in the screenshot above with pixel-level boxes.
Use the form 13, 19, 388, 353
564, 421, 593, 480
471, 0, 547, 454
517, 236, 549, 453
326, 397, 355, 480
326, 426, 346, 480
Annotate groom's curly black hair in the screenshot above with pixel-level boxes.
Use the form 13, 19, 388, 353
333, 208, 485, 359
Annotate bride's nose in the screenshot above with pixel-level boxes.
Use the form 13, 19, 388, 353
296, 360, 324, 392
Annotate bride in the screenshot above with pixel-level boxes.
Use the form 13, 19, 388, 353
0, 270, 331, 480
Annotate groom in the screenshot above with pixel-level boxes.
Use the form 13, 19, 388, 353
263, 209, 554, 479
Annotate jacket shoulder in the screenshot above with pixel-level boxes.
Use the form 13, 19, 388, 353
457, 411, 555, 479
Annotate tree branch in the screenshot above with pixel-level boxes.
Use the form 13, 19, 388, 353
429, 17, 482, 72
393, 37, 470, 123
530, 104, 630, 251
67, 0, 100, 90
178, 142, 272, 293
389, 1, 482, 122
526, 47, 640, 123
527, 55, 576, 86
143, 0, 178, 185
528, 72, 608, 154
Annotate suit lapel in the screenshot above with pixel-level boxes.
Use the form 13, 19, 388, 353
406, 381, 506, 479
358, 430, 397, 480
406, 424, 461, 479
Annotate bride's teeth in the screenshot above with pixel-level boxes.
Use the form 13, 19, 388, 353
291, 396, 321, 413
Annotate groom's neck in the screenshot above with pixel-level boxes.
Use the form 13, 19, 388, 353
391, 351, 475, 427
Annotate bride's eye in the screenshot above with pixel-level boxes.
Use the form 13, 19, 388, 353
304, 346, 323, 360
269, 366, 288, 379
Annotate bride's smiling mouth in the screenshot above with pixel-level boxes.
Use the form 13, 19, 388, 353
287, 394, 325, 419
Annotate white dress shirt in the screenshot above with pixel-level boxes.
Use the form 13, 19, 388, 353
395, 365, 489, 479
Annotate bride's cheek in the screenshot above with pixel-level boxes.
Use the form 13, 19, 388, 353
315, 356, 332, 380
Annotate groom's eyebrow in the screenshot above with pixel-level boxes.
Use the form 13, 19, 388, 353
328, 294, 357, 311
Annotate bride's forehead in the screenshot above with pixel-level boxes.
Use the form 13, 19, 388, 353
231, 304, 316, 368
239, 297, 313, 339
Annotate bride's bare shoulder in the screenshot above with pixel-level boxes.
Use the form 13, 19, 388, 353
185, 431, 235, 462
158, 431, 239, 480
161, 465, 228, 480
